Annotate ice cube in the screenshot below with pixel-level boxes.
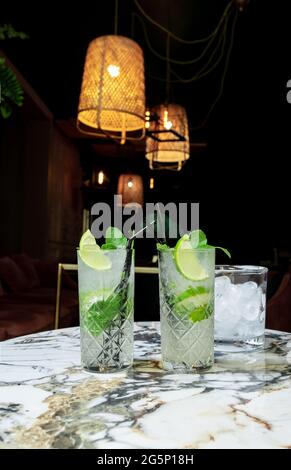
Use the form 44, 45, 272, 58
215, 276, 231, 296
240, 281, 258, 291
243, 303, 261, 321
228, 284, 241, 300
214, 277, 266, 343
215, 306, 240, 339
236, 321, 251, 339
215, 300, 231, 322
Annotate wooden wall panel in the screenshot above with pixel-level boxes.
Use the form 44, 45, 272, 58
21, 119, 51, 258
46, 128, 83, 261
0, 111, 82, 261
0, 118, 26, 256
0, 54, 83, 261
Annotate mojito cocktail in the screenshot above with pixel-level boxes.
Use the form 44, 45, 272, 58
77, 229, 134, 372
158, 232, 216, 371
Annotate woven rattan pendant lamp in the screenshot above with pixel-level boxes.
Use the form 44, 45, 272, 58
117, 174, 144, 206
146, 103, 190, 171
77, 2, 145, 143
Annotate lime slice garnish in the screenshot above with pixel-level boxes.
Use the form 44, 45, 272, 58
174, 234, 208, 281
175, 286, 210, 308
80, 289, 111, 312
80, 245, 112, 270
80, 229, 98, 248
174, 286, 212, 323
79, 230, 111, 270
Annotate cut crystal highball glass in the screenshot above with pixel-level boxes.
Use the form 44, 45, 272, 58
77, 249, 134, 372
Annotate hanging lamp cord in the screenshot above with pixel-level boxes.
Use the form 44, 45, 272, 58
190, 9, 239, 130
114, 0, 119, 35
166, 33, 170, 103
134, 0, 232, 45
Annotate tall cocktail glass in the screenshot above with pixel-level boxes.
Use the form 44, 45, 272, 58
158, 247, 215, 371
77, 248, 134, 372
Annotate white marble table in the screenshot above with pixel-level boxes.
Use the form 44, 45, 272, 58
1, 322, 291, 449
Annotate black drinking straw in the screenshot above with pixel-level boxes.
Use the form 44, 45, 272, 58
104, 216, 166, 367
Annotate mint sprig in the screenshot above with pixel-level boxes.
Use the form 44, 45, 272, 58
188, 304, 213, 323
101, 243, 117, 250
174, 285, 209, 303
173, 285, 213, 323
190, 229, 207, 248
211, 246, 231, 258
156, 243, 169, 251
83, 292, 133, 336
190, 230, 231, 258
105, 226, 127, 248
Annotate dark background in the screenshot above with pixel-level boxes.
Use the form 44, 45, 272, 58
1, 0, 291, 266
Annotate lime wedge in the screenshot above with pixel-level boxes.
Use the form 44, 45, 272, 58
80, 229, 98, 248
80, 245, 112, 270
174, 286, 212, 323
174, 234, 208, 281
175, 286, 210, 308
79, 230, 111, 270
80, 289, 112, 313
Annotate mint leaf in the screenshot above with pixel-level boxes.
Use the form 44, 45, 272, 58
101, 243, 117, 250
198, 243, 231, 258
157, 243, 170, 251
175, 285, 209, 303
215, 246, 231, 258
105, 226, 127, 248
83, 296, 120, 336
175, 229, 231, 260
188, 305, 212, 323
83, 292, 132, 336
190, 230, 207, 248
189, 230, 231, 258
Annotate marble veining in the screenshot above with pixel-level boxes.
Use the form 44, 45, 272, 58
1, 323, 291, 448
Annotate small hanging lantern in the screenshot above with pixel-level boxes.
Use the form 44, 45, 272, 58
91, 168, 109, 188
233, 0, 250, 12
78, 35, 145, 144
145, 104, 190, 171
83, 167, 109, 188
117, 174, 144, 206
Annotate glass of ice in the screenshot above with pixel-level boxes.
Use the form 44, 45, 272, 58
77, 248, 134, 372
158, 247, 215, 371
215, 265, 268, 351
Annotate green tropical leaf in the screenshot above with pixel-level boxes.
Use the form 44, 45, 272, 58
0, 24, 28, 41
0, 101, 12, 118
0, 58, 24, 118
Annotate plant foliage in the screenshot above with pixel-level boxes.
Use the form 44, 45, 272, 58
0, 24, 27, 118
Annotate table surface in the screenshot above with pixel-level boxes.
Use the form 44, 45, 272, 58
1, 323, 291, 449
